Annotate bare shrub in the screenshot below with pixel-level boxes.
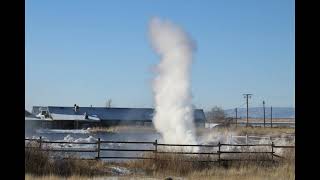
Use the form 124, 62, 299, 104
25, 146, 110, 177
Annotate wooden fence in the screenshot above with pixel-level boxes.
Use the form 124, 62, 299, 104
25, 136, 294, 163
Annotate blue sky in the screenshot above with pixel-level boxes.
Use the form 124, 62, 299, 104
25, 0, 295, 111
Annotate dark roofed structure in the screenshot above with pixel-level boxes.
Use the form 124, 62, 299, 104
25, 109, 46, 131
30, 106, 206, 129
25, 110, 41, 120
25, 110, 32, 116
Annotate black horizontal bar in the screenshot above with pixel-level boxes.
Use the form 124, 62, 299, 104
220, 151, 272, 154
273, 146, 295, 148
156, 159, 218, 162
157, 151, 219, 155
220, 159, 274, 162
40, 149, 97, 152
220, 144, 271, 147
98, 156, 153, 159
100, 148, 154, 152
100, 141, 154, 144
157, 143, 218, 147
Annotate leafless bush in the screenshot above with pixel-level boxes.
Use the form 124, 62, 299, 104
25, 144, 110, 177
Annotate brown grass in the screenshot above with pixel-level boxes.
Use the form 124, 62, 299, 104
25, 149, 294, 179
237, 118, 295, 123
89, 125, 295, 139
25, 146, 111, 177
188, 161, 294, 180
88, 125, 156, 133
193, 148, 295, 180
197, 126, 295, 137
26, 126, 294, 179
25, 174, 158, 180
232, 126, 295, 136
26, 161, 294, 180
123, 146, 294, 177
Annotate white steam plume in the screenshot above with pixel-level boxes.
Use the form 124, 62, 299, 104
149, 17, 198, 148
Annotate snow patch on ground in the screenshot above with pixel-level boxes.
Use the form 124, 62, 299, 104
63, 134, 98, 143
36, 129, 89, 134
52, 135, 97, 149
109, 166, 131, 175
199, 131, 294, 155
205, 123, 220, 128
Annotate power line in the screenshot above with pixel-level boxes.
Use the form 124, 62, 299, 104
235, 102, 247, 108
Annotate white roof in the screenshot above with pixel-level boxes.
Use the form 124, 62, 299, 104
32, 106, 206, 122
25, 117, 43, 121
50, 113, 100, 121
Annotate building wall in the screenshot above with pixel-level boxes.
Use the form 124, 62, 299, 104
26, 118, 205, 129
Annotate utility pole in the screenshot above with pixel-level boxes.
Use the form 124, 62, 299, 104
243, 94, 253, 127
106, 98, 112, 108
263, 101, 266, 128
235, 108, 238, 127
271, 106, 273, 128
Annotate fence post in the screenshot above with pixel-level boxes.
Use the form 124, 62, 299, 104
271, 142, 274, 162
39, 136, 42, 149
97, 138, 101, 160
271, 106, 273, 128
218, 142, 221, 166
154, 139, 158, 160
246, 134, 248, 145
235, 108, 238, 128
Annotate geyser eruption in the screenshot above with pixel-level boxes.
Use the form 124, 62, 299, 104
149, 17, 198, 148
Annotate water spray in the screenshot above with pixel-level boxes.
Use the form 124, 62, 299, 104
149, 17, 198, 151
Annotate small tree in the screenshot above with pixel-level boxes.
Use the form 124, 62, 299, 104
206, 106, 226, 123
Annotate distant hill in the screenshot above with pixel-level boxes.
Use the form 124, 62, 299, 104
224, 107, 295, 118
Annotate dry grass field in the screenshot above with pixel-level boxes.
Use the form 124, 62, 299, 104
236, 118, 295, 123
26, 161, 294, 180
25, 144, 294, 180
89, 125, 295, 137
26, 126, 294, 179
197, 126, 294, 137
88, 125, 157, 133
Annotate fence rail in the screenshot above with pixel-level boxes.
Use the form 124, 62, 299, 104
220, 143, 270, 147
273, 145, 295, 148
25, 137, 295, 164
100, 140, 154, 144
157, 143, 218, 147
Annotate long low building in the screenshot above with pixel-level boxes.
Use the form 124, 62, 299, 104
28, 106, 206, 129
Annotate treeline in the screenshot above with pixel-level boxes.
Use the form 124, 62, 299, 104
205, 106, 233, 125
